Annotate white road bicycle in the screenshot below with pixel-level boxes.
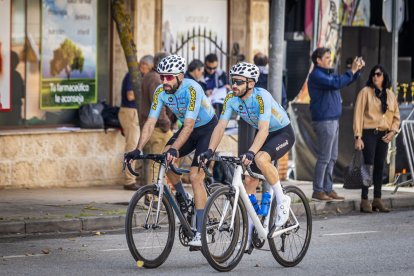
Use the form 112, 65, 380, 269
200, 154, 312, 272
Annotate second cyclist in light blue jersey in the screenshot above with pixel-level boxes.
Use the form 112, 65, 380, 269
199, 62, 296, 252
149, 78, 215, 128
125, 55, 218, 248
220, 87, 290, 132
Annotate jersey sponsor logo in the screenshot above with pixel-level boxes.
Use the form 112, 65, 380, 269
275, 140, 289, 151
221, 93, 234, 115
188, 87, 196, 111
238, 105, 243, 110
168, 97, 173, 102
271, 108, 283, 120
151, 87, 164, 110
256, 95, 264, 114
201, 99, 210, 109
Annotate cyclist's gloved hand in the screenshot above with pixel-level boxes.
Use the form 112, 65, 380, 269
165, 147, 179, 164
198, 149, 214, 164
124, 149, 142, 163
240, 150, 255, 166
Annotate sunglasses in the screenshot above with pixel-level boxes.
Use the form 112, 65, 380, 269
373, 72, 383, 77
231, 79, 247, 86
160, 75, 176, 81
205, 65, 217, 71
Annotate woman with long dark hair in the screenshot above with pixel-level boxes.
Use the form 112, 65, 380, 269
353, 65, 400, 213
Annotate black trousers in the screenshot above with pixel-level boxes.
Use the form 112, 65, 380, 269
361, 129, 389, 199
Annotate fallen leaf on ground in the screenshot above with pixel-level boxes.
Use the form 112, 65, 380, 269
41, 249, 50, 254
137, 260, 144, 267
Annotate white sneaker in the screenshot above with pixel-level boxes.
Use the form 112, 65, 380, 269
188, 232, 202, 247
275, 195, 291, 227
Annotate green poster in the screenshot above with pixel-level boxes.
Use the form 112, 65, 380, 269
41, 0, 97, 109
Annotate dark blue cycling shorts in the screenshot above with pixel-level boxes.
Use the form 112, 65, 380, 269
166, 115, 218, 167
250, 124, 295, 174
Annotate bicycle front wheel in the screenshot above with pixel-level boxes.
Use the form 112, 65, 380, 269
125, 185, 175, 268
201, 186, 248, 272
268, 185, 312, 267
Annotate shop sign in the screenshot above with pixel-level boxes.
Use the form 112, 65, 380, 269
0, 0, 11, 111
40, 0, 97, 109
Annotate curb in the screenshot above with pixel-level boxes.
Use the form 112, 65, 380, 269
0, 200, 413, 237
0, 215, 126, 237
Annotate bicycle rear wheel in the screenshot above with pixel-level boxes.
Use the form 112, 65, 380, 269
201, 186, 247, 272
125, 185, 175, 268
268, 185, 312, 267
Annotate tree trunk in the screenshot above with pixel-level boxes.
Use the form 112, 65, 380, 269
112, 0, 141, 106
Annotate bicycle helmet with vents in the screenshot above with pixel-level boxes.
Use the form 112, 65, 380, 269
157, 55, 186, 75
229, 62, 260, 83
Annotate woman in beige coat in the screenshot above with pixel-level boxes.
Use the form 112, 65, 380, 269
353, 65, 400, 213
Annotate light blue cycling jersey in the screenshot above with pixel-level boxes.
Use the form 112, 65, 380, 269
220, 87, 290, 132
149, 78, 215, 128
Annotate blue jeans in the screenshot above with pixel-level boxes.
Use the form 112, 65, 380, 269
312, 120, 339, 194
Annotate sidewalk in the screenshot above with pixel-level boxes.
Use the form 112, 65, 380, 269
1, 181, 413, 237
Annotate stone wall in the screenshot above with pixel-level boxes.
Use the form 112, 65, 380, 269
0, 130, 238, 189
0, 130, 126, 189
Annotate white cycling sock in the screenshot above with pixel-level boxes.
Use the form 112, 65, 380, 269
271, 181, 285, 203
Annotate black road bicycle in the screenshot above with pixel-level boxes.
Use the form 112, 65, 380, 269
124, 153, 227, 268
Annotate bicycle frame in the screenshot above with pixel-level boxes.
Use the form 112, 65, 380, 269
224, 165, 300, 240
145, 162, 195, 239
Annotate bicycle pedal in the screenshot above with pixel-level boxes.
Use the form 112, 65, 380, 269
189, 246, 201, 252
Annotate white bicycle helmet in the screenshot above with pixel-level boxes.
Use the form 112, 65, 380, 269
157, 55, 186, 75
229, 62, 260, 83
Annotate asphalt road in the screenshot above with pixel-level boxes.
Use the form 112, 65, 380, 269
1, 210, 414, 276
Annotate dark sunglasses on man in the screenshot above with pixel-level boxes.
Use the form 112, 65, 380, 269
231, 78, 248, 86
205, 65, 217, 71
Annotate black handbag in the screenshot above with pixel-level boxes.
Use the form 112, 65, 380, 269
343, 150, 373, 189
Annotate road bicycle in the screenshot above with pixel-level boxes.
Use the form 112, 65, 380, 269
123, 153, 224, 268
200, 154, 312, 272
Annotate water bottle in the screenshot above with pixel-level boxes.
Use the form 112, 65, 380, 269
248, 194, 261, 214
260, 192, 271, 216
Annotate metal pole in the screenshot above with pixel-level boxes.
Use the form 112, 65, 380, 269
312, 0, 320, 51
268, 0, 285, 104
389, 0, 399, 182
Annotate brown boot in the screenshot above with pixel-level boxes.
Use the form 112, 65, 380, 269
312, 192, 332, 202
371, 198, 390, 212
360, 199, 372, 213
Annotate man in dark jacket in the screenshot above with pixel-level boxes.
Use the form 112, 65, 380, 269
308, 47, 365, 201
184, 59, 207, 91
204, 53, 230, 115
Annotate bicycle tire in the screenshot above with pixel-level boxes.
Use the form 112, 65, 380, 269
201, 186, 248, 272
268, 185, 312, 267
203, 183, 236, 260
125, 185, 175, 268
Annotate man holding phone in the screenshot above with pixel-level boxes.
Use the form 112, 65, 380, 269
308, 47, 365, 202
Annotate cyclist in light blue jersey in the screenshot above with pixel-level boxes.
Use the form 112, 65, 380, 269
149, 78, 215, 128
125, 55, 218, 248
220, 86, 290, 132
199, 62, 296, 246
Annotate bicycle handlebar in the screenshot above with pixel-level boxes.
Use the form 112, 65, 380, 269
123, 153, 190, 176
211, 154, 265, 180
199, 162, 213, 178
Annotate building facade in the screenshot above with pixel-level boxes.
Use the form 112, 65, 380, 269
0, 0, 268, 189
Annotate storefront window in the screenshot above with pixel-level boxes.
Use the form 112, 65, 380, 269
0, 0, 110, 129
